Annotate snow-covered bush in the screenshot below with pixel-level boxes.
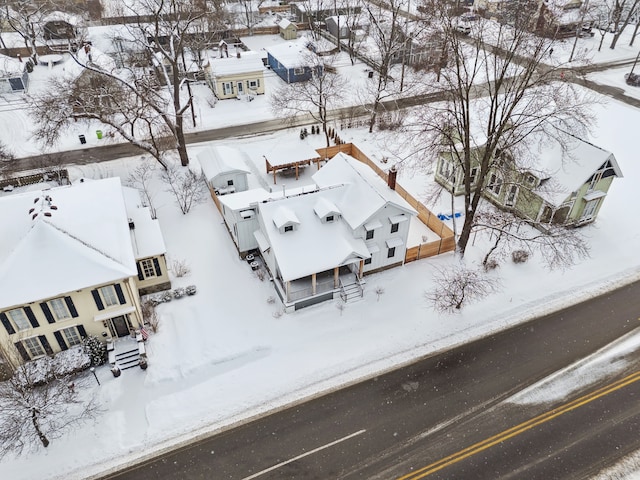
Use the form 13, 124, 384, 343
82, 336, 107, 366
173, 287, 186, 299
511, 250, 530, 264
186, 285, 197, 296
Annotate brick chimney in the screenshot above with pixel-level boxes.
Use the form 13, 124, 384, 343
387, 165, 397, 190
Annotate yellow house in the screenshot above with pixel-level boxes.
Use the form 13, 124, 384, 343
0, 178, 170, 364
205, 51, 266, 100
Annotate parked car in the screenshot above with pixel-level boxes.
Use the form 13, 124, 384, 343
456, 22, 472, 34
624, 72, 640, 86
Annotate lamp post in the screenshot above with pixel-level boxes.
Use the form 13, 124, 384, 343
89, 367, 100, 386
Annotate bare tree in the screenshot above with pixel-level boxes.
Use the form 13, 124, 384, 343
0, 344, 100, 455
235, 0, 264, 35
127, 158, 158, 219
426, 265, 501, 313
270, 53, 346, 147
405, 0, 596, 257
609, 0, 640, 49
161, 163, 207, 214
475, 208, 590, 271
2, 0, 49, 62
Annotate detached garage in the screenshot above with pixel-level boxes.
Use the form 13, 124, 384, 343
0, 54, 29, 93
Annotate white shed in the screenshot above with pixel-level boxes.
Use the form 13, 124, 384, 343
197, 145, 251, 194
0, 54, 29, 93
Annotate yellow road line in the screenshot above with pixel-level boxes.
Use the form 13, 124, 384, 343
398, 370, 640, 480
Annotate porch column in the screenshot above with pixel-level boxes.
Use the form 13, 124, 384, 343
312, 273, 317, 295
334, 267, 339, 288
273, 168, 278, 185
295, 163, 299, 180
286, 280, 290, 302
358, 260, 364, 279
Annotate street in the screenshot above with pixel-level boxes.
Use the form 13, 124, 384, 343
99, 280, 640, 480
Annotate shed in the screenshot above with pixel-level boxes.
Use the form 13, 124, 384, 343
197, 146, 251, 194
0, 54, 29, 93
278, 18, 298, 40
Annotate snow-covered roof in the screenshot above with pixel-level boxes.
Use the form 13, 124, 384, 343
41, 11, 83, 27
265, 39, 312, 68
0, 53, 25, 77
526, 133, 622, 206
0, 178, 138, 310
121, 186, 166, 259
278, 18, 294, 29
258, 186, 370, 281
218, 184, 317, 211
64, 44, 117, 79
197, 145, 251, 182
312, 152, 417, 229
264, 141, 321, 167
208, 51, 264, 76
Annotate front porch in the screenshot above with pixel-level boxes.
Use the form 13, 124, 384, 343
274, 264, 364, 311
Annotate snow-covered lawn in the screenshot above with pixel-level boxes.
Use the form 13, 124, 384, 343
1, 20, 640, 480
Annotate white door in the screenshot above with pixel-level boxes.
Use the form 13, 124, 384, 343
237, 81, 244, 95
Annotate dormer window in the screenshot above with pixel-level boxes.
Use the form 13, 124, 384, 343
326, 215, 334, 222
284, 225, 293, 233
313, 198, 341, 224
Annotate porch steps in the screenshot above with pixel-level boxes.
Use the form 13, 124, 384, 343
115, 347, 140, 370
341, 282, 363, 303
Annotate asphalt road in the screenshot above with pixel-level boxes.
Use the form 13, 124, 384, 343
99, 280, 640, 480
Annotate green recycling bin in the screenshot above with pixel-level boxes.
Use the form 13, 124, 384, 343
96, 130, 103, 139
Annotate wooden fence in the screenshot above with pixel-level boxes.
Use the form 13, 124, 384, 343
316, 143, 456, 263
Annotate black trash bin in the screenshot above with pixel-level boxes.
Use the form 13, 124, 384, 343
368, 71, 374, 79
79, 134, 86, 145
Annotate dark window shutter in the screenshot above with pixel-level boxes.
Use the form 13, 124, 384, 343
25, 307, 39, 328
77, 324, 87, 338
137, 262, 144, 280
54, 331, 68, 351
257, 78, 260, 87
65, 297, 78, 317
153, 258, 162, 276
39, 335, 53, 355
114, 284, 126, 305
1, 312, 15, 335
40, 302, 55, 323
92, 289, 104, 310
14, 341, 30, 361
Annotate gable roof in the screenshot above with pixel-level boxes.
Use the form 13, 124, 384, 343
526, 133, 622, 206
258, 186, 369, 282
121, 186, 166, 259
266, 39, 312, 68
0, 178, 137, 310
208, 51, 265, 77
312, 152, 417, 229
197, 145, 251, 181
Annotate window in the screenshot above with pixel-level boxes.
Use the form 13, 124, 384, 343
487, 173, 502, 196
294, 67, 305, 75
505, 185, 518, 207
141, 259, 156, 279
391, 223, 399, 234
469, 167, 478, 185
249, 79, 260, 89
227, 179, 234, 186
23, 337, 45, 358
61, 326, 82, 347
99, 285, 119, 307
587, 171, 603, 192
387, 247, 396, 258
526, 174, 536, 185
326, 215, 334, 222
366, 229, 374, 240
8, 308, 30, 331
364, 257, 372, 265
49, 298, 71, 320
284, 225, 293, 232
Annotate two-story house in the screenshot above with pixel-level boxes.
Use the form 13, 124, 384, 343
434, 133, 623, 226
0, 178, 170, 365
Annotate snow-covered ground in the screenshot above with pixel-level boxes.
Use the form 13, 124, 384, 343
1, 20, 640, 480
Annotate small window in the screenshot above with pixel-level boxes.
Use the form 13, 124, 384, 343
526, 174, 536, 185
469, 167, 478, 185
294, 67, 305, 75
23, 337, 45, 358
366, 229, 374, 240
49, 298, 70, 320
140, 259, 156, 279
62, 326, 82, 347
8, 308, 30, 331
227, 179, 234, 186
284, 225, 293, 233
488, 173, 502, 196
387, 247, 396, 258
364, 257, 372, 265
326, 215, 334, 222
99, 286, 119, 307
391, 223, 399, 234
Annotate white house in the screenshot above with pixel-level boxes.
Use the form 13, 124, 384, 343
197, 145, 252, 195
218, 151, 417, 311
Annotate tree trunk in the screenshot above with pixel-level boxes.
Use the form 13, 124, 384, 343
31, 408, 49, 448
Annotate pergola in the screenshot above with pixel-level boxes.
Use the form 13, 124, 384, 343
264, 142, 322, 184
